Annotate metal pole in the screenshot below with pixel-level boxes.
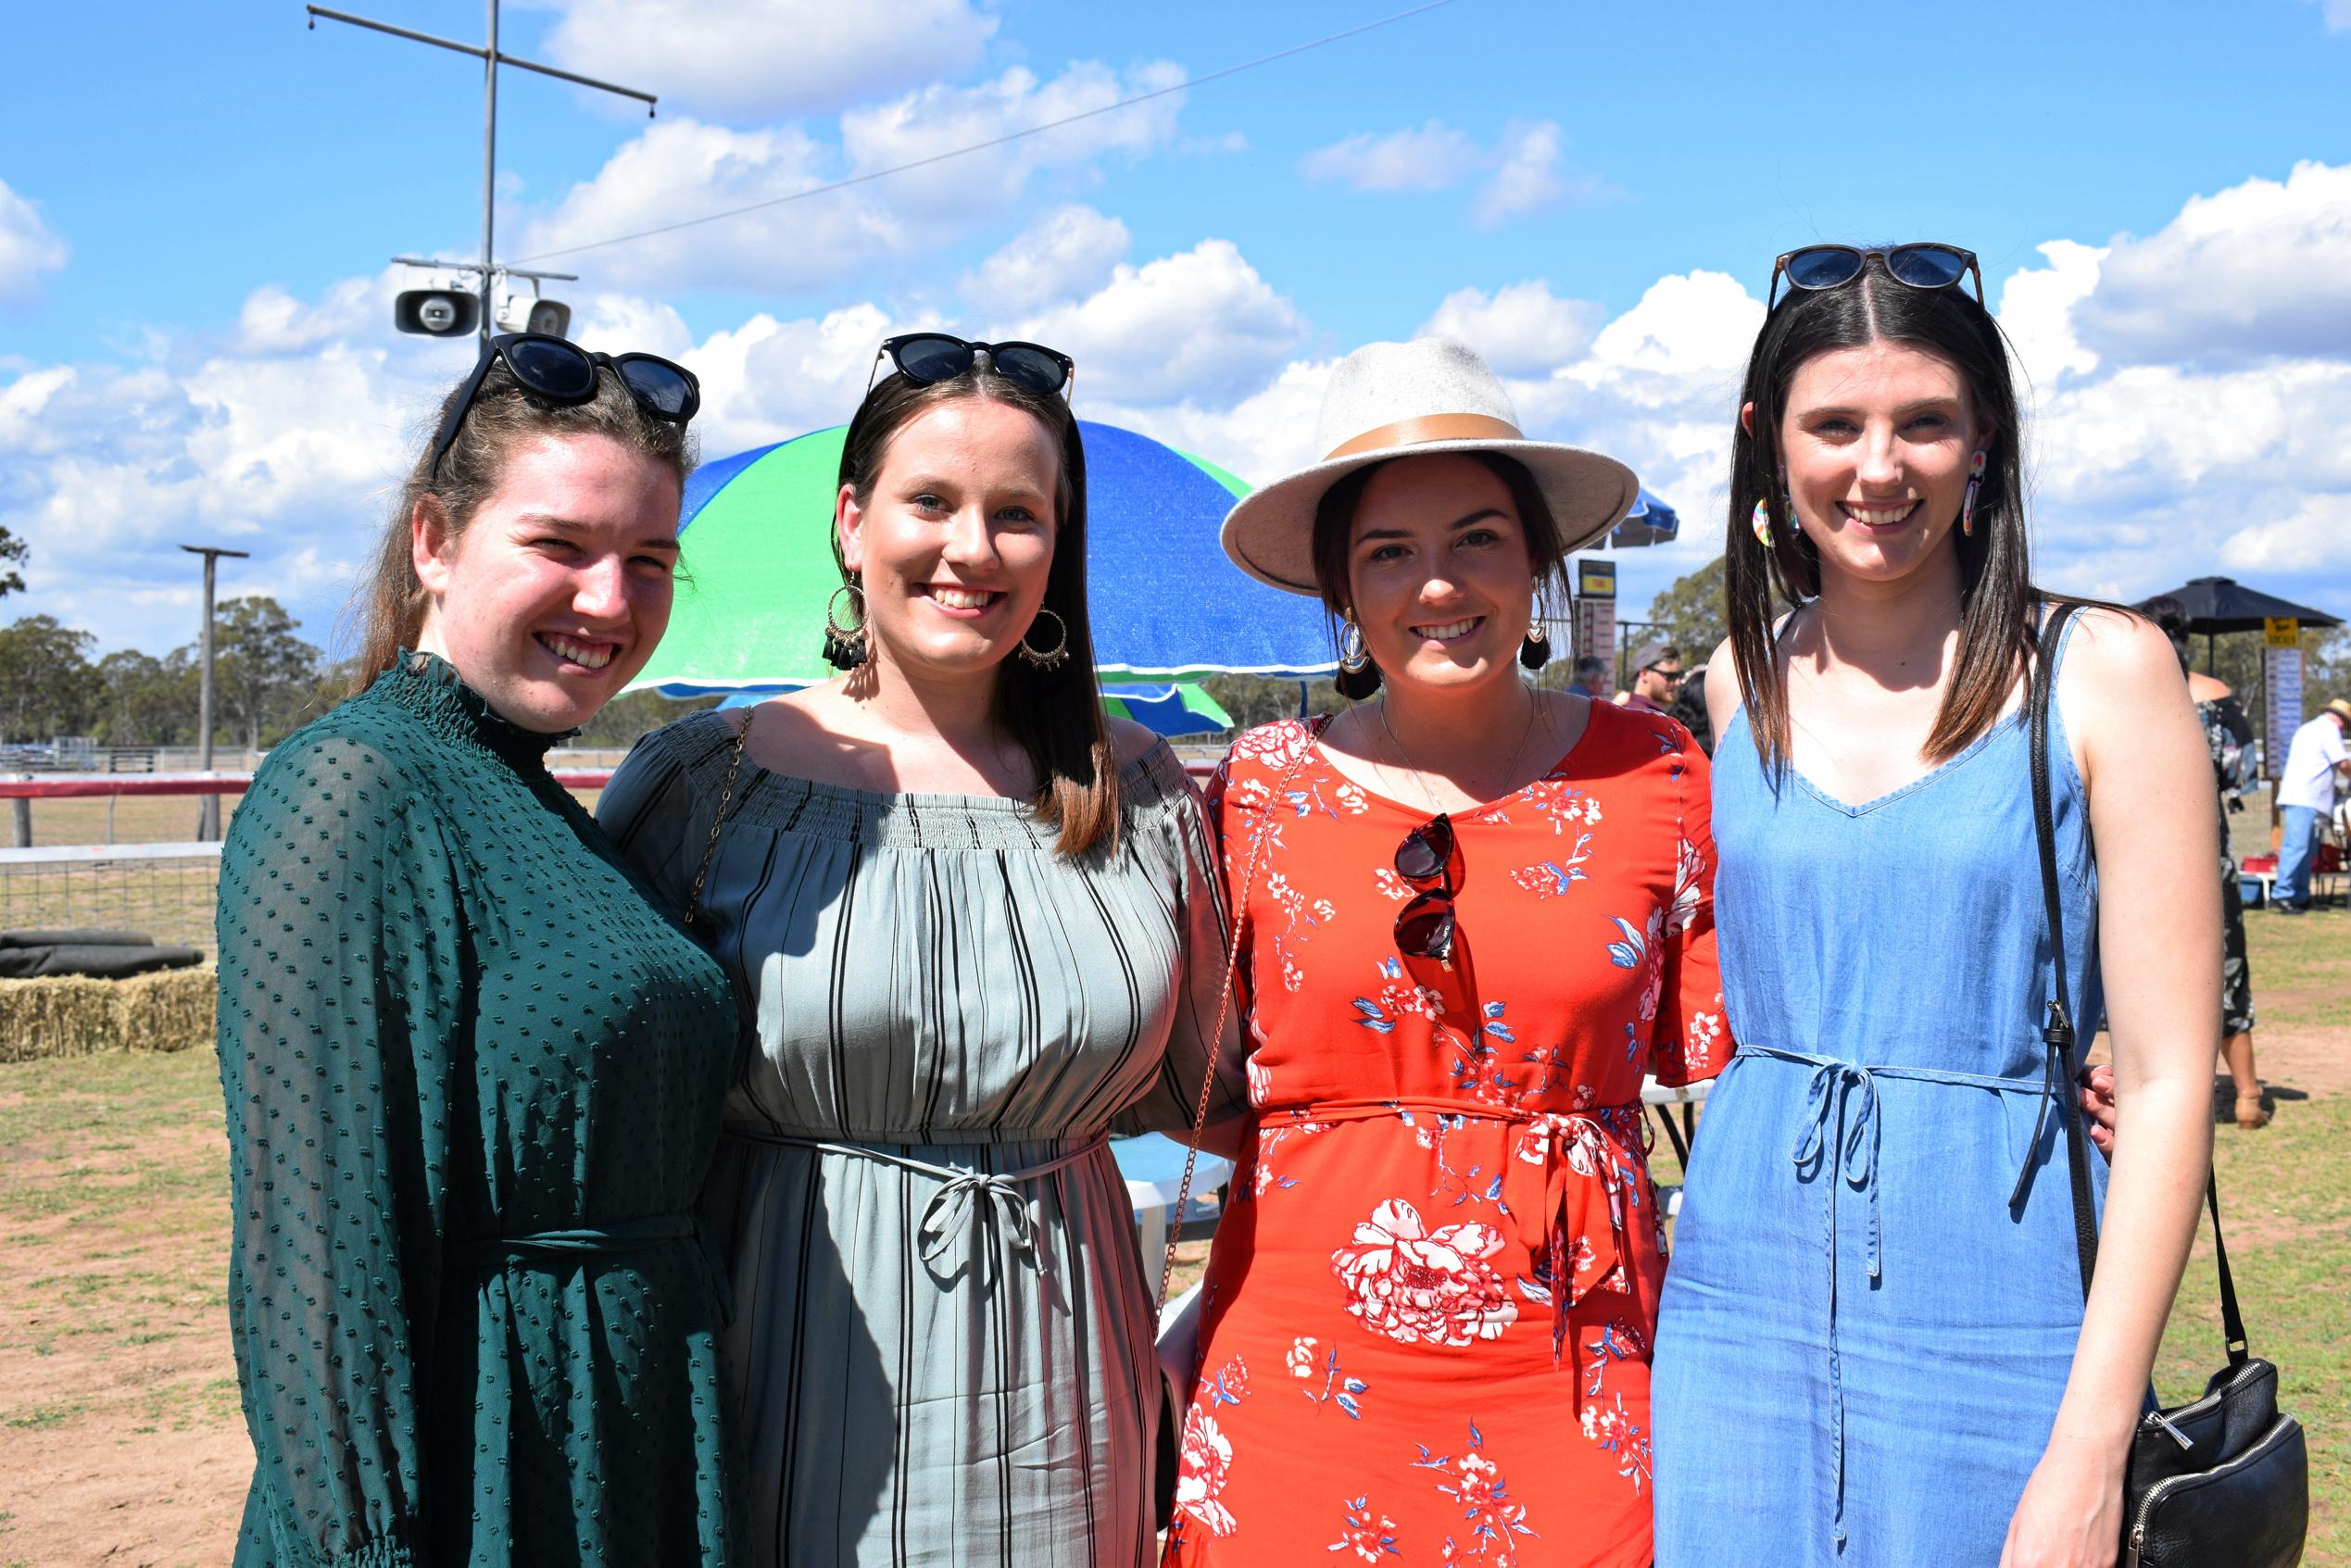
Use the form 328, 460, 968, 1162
480, 0, 499, 345
181, 545, 250, 841
197, 552, 218, 840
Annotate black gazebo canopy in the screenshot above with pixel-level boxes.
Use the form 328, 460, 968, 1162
2134, 576, 2343, 633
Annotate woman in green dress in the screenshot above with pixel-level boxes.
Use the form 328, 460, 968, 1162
214, 335, 747, 1565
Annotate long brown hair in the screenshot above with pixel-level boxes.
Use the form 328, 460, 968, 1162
836, 365, 1117, 859
1726, 254, 2034, 769
347, 357, 696, 691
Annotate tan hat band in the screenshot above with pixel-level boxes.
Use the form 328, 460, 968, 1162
1324, 412, 1524, 461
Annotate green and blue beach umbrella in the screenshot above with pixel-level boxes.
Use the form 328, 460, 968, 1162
631, 420, 1340, 735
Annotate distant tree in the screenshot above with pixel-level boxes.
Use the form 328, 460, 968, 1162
214, 596, 321, 750
569, 688, 723, 748
0, 527, 28, 599
1198, 675, 1343, 734
92, 647, 198, 746
0, 615, 96, 741
1641, 554, 1730, 665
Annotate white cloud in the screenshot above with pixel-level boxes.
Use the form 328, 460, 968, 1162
0, 178, 69, 305
961, 204, 1130, 316
1300, 121, 1479, 192
2222, 493, 2351, 572
2070, 159, 2351, 368
1418, 281, 1601, 378
1301, 119, 1596, 228
537, 0, 998, 121
513, 61, 1185, 295
1474, 120, 1574, 227
1016, 239, 1306, 407
2315, 0, 2351, 31
1994, 240, 2106, 393
837, 60, 1185, 215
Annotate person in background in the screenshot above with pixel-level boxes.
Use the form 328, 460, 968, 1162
596, 334, 1241, 1566
214, 335, 747, 1565
2272, 696, 2351, 914
1667, 667, 1715, 756
2144, 597, 2269, 1127
1573, 652, 1613, 698
1616, 638, 1683, 714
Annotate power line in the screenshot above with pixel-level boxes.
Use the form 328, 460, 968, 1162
509, 0, 1459, 266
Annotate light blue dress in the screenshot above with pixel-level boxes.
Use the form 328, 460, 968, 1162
1653, 617, 2106, 1565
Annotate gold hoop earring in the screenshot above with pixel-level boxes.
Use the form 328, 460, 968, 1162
1016, 607, 1070, 671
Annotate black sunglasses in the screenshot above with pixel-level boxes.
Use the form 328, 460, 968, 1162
866, 332, 1076, 399
1766, 244, 1984, 309
1393, 814, 1460, 967
431, 332, 699, 483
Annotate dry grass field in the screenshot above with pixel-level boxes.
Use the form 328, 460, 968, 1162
0, 908, 2345, 1566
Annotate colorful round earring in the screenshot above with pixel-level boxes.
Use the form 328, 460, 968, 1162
1751, 496, 1774, 547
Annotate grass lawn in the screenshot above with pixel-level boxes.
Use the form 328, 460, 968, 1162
0, 914, 2342, 1564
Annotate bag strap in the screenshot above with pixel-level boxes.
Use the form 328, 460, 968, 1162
686, 705, 758, 931
1154, 718, 1321, 1312
2026, 599, 2101, 1298
2029, 603, 2251, 1363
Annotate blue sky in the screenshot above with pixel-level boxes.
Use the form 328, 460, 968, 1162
5, 0, 2351, 656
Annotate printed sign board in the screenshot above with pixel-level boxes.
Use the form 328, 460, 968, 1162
2265, 646, 2303, 779
1577, 560, 1616, 601
2266, 617, 2301, 649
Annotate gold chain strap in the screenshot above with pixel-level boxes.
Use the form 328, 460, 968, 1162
686, 704, 758, 930
1154, 718, 1319, 1310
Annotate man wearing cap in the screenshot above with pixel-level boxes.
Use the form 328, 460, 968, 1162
1616, 639, 1684, 716
2273, 696, 2351, 913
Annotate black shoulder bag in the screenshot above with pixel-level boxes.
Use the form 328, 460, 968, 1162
2027, 602, 2309, 1568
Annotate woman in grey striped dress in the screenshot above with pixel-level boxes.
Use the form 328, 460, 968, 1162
598, 335, 1243, 1566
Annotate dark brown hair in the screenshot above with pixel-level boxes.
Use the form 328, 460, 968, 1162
1307, 449, 1569, 677
836, 365, 1117, 859
347, 358, 697, 691
1727, 254, 2033, 769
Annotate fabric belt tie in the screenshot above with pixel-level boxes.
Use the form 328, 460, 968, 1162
1269, 1096, 1646, 1409
741, 1131, 1109, 1286
1737, 1045, 2058, 1551
455, 1213, 735, 1324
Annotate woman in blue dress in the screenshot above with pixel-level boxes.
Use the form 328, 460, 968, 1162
1651, 245, 2219, 1568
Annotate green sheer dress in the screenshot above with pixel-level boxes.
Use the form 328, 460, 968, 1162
214, 654, 745, 1567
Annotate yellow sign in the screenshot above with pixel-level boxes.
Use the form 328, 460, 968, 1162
2266, 617, 2301, 648
1577, 560, 1617, 600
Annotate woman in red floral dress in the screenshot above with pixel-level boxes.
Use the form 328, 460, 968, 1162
1168, 339, 1730, 1568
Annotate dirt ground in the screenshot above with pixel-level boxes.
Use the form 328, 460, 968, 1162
0, 954, 2342, 1567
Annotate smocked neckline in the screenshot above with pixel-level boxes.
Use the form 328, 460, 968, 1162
677, 709, 1194, 850
379, 650, 576, 769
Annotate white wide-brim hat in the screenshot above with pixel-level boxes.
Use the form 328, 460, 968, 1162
1222, 337, 1641, 596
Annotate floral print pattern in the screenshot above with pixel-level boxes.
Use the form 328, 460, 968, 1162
1167, 706, 1729, 1567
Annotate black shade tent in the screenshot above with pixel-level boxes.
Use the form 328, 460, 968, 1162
2133, 575, 2343, 633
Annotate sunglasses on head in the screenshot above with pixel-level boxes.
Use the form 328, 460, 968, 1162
431, 332, 699, 483
1393, 814, 1460, 967
1766, 244, 1983, 309
866, 332, 1076, 400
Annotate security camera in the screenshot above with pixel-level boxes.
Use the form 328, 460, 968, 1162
395, 289, 481, 338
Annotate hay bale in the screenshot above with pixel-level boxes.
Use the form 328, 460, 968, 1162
0, 966, 218, 1062
116, 966, 215, 1055
0, 975, 122, 1063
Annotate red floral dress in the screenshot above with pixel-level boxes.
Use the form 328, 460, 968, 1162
1167, 705, 1731, 1568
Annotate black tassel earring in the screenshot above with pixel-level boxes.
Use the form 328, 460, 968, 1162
1519, 624, 1551, 671
1335, 608, 1381, 700
822, 579, 868, 671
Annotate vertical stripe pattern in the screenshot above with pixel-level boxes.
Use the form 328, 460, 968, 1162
598, 714, 1247, 1567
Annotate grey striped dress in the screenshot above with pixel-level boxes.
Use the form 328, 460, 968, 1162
597, 711, 1243, 1568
